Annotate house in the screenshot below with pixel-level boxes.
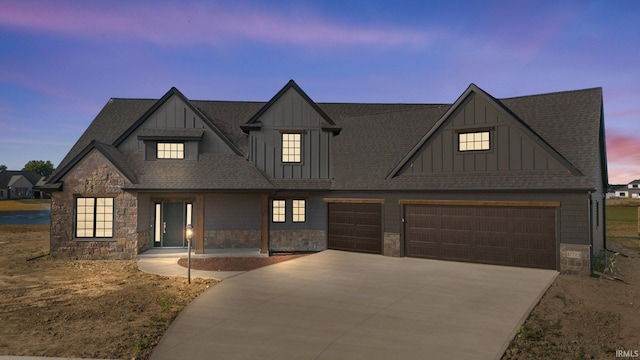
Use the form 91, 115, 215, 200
43, 81, 607, 275
607, 180, 640, 198
0, 170, 44, 200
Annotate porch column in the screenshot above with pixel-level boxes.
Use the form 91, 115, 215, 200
260, 193, 269, 254
196, 194, 204, 254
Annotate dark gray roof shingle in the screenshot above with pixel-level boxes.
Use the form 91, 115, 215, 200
48, 85, 604, 192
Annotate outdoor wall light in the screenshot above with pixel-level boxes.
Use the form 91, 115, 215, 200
186, 224, 193, 284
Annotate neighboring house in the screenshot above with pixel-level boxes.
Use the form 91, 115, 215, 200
0, 170, 44, 200
607, 180, 640, 198
43, 81, 607, 275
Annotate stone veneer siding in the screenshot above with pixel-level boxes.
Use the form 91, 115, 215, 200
50, 150, 139, 260
559, 244, 591, 276
383, 232, 400, 257
204, 230, 261, 249
269, 229, 325, 252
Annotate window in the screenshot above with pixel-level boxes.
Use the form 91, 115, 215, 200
157, 143, 184, 159
292, 199, 306, 222
272, 200, 285, 222
282, 133, 301, 163
459, 131, 490, 151
76, 197, 114, 238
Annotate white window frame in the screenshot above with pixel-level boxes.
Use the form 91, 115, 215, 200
157, 142, 185, 159
76, 197, 114, 238
272, 200, 286, 223
281, 133, 301, 163
292, 199, 306, 223
459, 131, 490, 152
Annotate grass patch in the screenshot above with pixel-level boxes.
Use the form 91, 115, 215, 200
0, 199, 50, 211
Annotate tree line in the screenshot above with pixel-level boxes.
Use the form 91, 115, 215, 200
0, 160, 56, 177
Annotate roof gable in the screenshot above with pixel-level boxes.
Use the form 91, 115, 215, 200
49, 140, 137, 184
113, 87, 242, 155
388, 84, 582, 178
241, 80, 340, 134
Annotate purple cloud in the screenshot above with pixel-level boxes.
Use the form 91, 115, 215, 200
0, 1, 432, 48
607, 131, 640, 183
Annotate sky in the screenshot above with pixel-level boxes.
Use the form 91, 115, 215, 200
0, 0, 638, 184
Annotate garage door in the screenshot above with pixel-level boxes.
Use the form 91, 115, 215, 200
328, 202, 382, 254
404, 203, 557, 269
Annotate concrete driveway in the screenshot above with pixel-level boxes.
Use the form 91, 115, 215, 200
151, 250, 557, 360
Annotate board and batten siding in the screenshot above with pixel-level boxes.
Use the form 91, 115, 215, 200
118, 95, 235, 156
403, 93, 567, 174
248, 88, 332, 179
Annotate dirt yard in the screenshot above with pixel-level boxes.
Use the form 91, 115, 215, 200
0, 225, 215, 359
0, 224, 308, 359
504, 199, 640, 359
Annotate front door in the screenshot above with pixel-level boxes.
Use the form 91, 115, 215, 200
163, 202, 185, 247
154, 202, 193, 247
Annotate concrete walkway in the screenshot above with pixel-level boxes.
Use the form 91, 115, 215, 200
137, 248, 266, 280
150, 250, 557, 360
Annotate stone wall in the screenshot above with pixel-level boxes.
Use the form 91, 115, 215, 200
269, 229, 325, 252
50, 150, 139, 260
559, 244, 591, 276
204, 230, 261, 249
383, 232, 400, 257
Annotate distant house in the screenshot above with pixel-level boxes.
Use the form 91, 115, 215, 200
607, 180, 640, 198
43, 81, 607, 275
0, 171, 45, 200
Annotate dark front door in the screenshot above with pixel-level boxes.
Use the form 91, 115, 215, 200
163, 202, 185, 247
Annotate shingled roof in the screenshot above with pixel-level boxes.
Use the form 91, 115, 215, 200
49, 84, 605, 192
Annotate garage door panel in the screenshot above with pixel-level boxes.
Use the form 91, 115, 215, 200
328, 203, 382, 254
405, 204, 557, 270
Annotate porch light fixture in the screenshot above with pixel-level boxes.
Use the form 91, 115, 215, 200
186, 224, 193, 284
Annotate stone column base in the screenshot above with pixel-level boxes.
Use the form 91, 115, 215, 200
560, 244, 591, 276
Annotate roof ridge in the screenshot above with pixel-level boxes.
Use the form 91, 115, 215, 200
499, 86, 602, 101
337, 104, 450, 118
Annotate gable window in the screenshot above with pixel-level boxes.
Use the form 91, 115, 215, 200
272, 200, 286, 222
76, 197, 114, 238
282, 133, 301, 163
157, 142, 185, 159
459, 131, 490, 151
292, 199, 306, 222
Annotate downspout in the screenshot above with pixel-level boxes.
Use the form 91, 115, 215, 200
588, 192, 594, 275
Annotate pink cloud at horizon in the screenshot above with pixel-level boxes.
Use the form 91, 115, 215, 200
606, 132, 640, 184
0, 1, 432, 48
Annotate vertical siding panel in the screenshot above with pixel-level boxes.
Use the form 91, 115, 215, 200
522, 138, 534, 170
432, 136, 443, 172
465, 96, 474, 125
464, 154, 474, 171
534, 147, 547, 170
442, 130, 453, 172
510, 131, 522, 170
476, 152, 487, 171
497, 125, 509, 171
453, 111, 464, 126
423, 146, 432, 173
475, 98, 486, 124
320, 132, 329, 178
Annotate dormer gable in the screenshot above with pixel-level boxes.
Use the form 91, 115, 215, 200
388, 84, 582, 177
241, 80, 339, 179
113, 87, 242, 159
241, 80, 340, 134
